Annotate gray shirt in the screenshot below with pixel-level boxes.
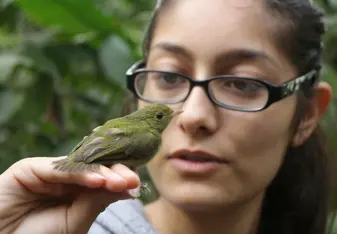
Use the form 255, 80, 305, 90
88, 199, 159, 234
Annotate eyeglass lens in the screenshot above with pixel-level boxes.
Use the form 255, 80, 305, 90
134, 71, 269, 110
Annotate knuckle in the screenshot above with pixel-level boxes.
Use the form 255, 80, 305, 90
11, 157, 33, 169
16, 156, 43, 166
111, 163, 128, 171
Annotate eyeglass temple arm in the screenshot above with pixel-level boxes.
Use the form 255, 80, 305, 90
126, 60, 146, 75
279, 69, 319, 99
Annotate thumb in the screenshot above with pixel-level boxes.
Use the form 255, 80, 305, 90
68, 188, 133, 234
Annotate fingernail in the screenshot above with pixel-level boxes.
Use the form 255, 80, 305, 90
127, 185, 141, 198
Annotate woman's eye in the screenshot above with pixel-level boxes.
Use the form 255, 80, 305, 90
225, 80, 262, 93
159, 74, 180, 84
155, 73, 187, 88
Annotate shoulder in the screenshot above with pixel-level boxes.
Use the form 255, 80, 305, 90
88, 199, 158, 234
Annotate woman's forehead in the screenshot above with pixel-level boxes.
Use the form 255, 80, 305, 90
152, 0, 274, 57
149, 0, 297, 81
157, 0, 267, 30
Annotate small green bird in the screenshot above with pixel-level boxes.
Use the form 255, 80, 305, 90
52, 103, 180, 173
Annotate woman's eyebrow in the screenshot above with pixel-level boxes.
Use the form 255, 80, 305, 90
150, 42, 194, 61
151, 42, 277, 66
214, 48, 278, 68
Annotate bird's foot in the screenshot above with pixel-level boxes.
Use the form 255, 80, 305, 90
140, 182, 151, 195
127, 182, 151, 198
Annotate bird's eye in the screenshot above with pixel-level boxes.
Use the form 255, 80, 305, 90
156, 113, 164, 120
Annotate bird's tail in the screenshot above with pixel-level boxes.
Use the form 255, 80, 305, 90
52, 158, 100, 173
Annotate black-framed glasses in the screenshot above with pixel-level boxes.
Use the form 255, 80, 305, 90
126, 60, 319, 112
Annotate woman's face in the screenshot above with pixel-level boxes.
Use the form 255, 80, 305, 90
140, 0, 298, 211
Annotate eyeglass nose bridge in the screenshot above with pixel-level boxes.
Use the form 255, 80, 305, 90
183, 77, 215, 104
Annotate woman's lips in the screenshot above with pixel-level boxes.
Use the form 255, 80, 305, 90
167, 149, 229, 174
169, 158, 223, 174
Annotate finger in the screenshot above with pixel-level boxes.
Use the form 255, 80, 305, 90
8, 157, 142, 196
68, 188, 133, 234
110, 164, 140, 189
9, 157, 107, 194
96, 165, 129, 192
127, 184, 141, 198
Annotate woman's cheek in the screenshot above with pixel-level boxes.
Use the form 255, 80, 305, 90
227, 97, 296, 156
225, 99, 296, 186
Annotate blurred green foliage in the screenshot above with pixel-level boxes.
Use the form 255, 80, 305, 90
0, 0, 337, 227
0, 0, 155, 167
0, 0, 159, 203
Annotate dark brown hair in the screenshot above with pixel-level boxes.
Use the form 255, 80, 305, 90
125, 0, 334, 233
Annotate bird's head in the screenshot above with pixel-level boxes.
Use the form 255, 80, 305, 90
130, 103, 182, 133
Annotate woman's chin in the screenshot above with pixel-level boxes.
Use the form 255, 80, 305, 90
159, 184, 237, 212
165, 196, 231, 213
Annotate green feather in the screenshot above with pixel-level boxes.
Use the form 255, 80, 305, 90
52, 103, 176, 173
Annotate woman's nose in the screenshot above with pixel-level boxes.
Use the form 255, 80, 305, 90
178, 87, 219, 137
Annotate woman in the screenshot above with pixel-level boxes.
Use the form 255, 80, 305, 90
0, 0, 334, 233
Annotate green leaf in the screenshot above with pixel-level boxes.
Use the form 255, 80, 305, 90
329, 0, 337, 9
13, 75, 54, 122
23, 29, 60, 47
21, 44, 62, 80
321, 64, 337, 91
0, 29, 20, 47
11, 68, 36, 89
0, 53, 33, 84
328, 210, 337, 234
0, 90, 24, 125
0, 0, 15, 9
99, 35, 133, 88
15, 0, 123, 37
40, 120, 59, 137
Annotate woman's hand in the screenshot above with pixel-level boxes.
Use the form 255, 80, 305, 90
0, 156, 140, 234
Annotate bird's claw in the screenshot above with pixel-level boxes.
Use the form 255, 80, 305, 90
140, 182, 151, 194
127, 182, 151, 198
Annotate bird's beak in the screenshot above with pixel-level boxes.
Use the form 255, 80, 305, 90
172, 110, 183, 117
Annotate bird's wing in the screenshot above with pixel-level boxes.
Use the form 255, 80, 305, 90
70, 136, 87, 154
70, 123, 122, 154
124, 129, 160, 157
71, 126, 133, 164
100, 129, 160, 168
